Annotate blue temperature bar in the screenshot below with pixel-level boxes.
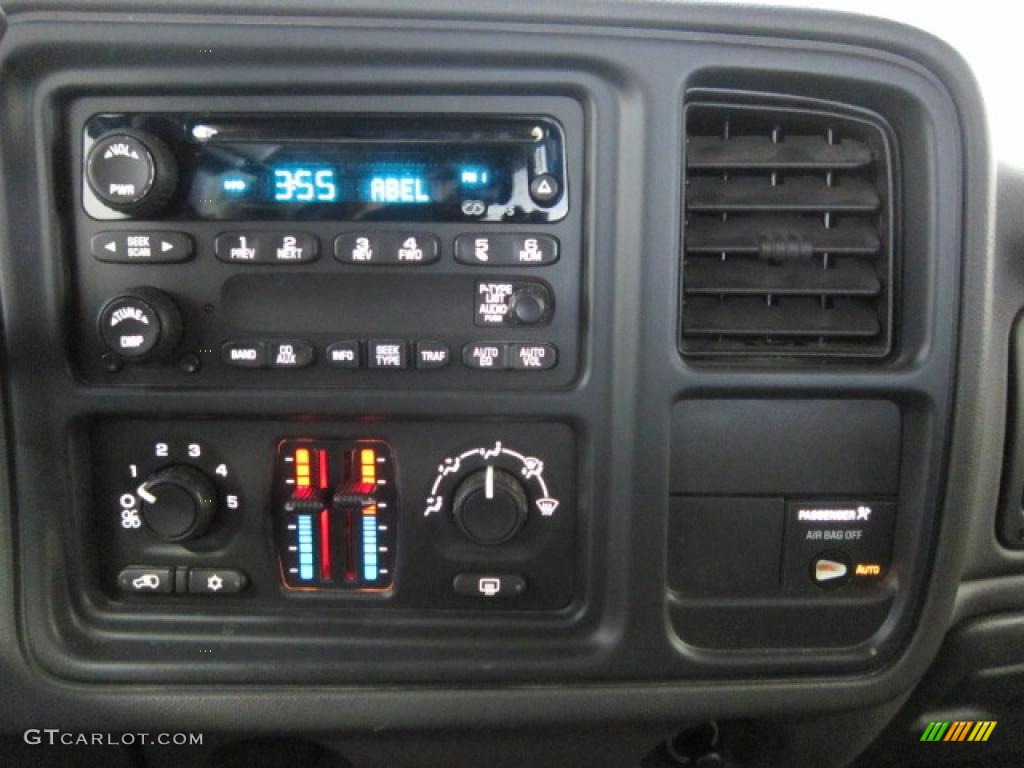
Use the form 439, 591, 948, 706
298, 514, 315, 581
362, 508, 378, 581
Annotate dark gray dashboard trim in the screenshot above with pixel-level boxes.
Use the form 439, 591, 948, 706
0, 0, 993, 743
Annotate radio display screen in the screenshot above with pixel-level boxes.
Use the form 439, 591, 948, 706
82, 114, 569, 223
215, 150, 509, 207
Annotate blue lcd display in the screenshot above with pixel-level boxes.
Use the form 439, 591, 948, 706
271, 165, 339, 202
366, 175, 432, 204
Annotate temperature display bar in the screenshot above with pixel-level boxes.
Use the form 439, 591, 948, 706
275, 439, 396, 591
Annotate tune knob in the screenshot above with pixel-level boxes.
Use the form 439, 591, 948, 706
451, 466, 529, 545
97, 286, 183, 361
508, 285, 551, 326
138, 465, 218, 542
86, 130, 179, 215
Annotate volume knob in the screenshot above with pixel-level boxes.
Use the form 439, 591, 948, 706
451, 466, 529, 545
86, 130, 179, 216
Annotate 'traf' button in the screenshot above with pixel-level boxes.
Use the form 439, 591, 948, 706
416, 341, 451, 369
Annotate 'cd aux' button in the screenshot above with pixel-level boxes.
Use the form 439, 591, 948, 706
267, 340, 315, 369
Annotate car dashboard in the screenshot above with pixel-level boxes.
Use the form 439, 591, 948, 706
0, 2, 1015, 767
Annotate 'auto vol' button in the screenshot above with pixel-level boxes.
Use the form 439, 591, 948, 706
509, 343, 558, 370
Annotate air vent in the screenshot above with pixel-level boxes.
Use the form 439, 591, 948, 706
681, 101, 896, 359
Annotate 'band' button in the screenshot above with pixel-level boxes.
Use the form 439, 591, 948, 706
221, 340, 266, 368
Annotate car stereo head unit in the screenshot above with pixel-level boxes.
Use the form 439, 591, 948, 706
83, 114, 568, 223
70, 97, 583, 390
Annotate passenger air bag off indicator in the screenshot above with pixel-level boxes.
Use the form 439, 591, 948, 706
274, 440, 396, 591
783, 500, 896, 593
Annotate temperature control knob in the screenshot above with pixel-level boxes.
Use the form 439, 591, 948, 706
138, 465, 218, 542
98, 287, 183, 361
451, 466, 529, 545
86, 130, 179, 215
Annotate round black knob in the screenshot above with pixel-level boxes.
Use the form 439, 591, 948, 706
97, 287, 183, 361
451, 466, 529, 545
509, 285, 551, 326
86, 130, 179, 215
138, 465, 218, 542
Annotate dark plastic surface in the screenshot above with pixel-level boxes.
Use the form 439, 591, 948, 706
671, 399, 902, 496
667, 497, 784, 597
0, 0, 989, 760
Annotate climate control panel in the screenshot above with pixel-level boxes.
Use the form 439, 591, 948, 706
92, 420, 576, 610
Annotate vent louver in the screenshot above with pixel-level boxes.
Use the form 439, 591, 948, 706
681, 102, 896, 359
